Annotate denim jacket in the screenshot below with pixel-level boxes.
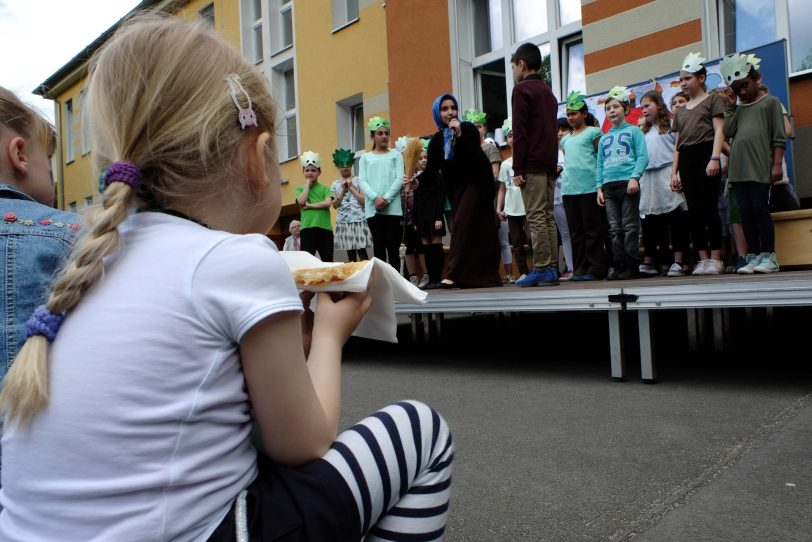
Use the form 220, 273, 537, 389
1, 182, 80, 382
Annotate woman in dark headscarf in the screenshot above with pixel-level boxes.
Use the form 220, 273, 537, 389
418, 93, 502, 288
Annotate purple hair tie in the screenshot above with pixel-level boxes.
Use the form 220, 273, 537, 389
25, 305, 65, 342
105, 161, 143, 189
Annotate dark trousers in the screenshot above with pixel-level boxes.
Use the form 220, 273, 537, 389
679, 142, 722, 252
300, 227, 334, 262
506, 215, 530, 276
367, 214, 402, 268
602, 181, 641, 270
732, 181, 774, 253
641, 209, 689, 263
563, 193, 606, 277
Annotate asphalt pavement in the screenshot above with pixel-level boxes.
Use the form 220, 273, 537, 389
338, 309, 812, 541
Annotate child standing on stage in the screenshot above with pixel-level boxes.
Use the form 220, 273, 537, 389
497, 117, 531, 281
330, 149, 371, 262
671, 53, 726, 275
295, 151, 334, 261
559, 91, 605, 281
0, 17, 453, 541
596, 86, 649, 280
554, 118, 574, 280
399, 138, 429, 286
721, 53, 786, 274
638, 91, 689, 277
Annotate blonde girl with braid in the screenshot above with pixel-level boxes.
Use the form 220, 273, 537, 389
0, 16, 453, 542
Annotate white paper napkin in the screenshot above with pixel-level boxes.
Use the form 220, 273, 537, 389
279, 251, 428, 342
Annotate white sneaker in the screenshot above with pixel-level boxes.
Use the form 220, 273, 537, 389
736, 254, 760, 275
754, 252, 779, 273
705, 259, 724, 275
666, 263, 684, 277
417, 274, 430, 288
692, 260, 709, 275
409, 275, 419, 286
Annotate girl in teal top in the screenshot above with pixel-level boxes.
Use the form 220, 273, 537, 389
559, 91, 606, 280
358, 117, 404, 267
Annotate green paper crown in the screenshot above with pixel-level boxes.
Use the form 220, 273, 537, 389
463, 108, 487, 125
501, 117, 512, 135
421, 138, 430, 151
332, 148, 355, 168
367, 116, 390, 131
606, 86, 629, 103
566, 90, 586, 111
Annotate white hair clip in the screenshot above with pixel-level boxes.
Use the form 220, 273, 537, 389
225, 74, 258, 130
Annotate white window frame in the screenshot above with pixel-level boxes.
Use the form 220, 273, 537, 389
332, 0, 360, 32
65, 99, 75, 164
273, 59, 299, 162
278, 1, 294, 53
560, 34, 585, 97
450, 0, 582, 114
79, 90, 91, 156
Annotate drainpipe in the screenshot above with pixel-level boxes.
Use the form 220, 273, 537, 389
52, 98, 65, 210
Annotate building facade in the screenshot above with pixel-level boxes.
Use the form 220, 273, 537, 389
37, 0, 812, 244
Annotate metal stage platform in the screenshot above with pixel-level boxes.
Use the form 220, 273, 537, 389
395, 270, 812, 383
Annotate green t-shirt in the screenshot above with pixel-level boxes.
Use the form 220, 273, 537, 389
560, 126, 602, 195
724, 95, 786, 185
295, 182, 333, 231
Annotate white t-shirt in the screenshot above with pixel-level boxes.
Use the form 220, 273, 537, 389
0, 212, 303, 542
498, 157, 525, 217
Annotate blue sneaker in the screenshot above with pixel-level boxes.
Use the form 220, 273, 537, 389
516, 267, 560, 287
573, 273, 597, 282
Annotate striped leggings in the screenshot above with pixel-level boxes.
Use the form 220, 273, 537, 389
325, 400, 455, 541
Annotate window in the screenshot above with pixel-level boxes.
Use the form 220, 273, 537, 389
336, 94, 365, 153
719, 0, 776, 53
250, 0, 263, 63
352, 103, 365, 152
84, 196, 93, 209
453, 0, 583, 113
333, 0, 359, 30
274, 63, 298, 160
788, 0, 812, 73
280, 2, 293, 50
199, 3, 215, 26
79, 90, 91, 155
68, 201, 77, 212
65, 99, 75, 163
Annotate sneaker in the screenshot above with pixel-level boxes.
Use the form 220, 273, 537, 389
516, 267, 560, 287
607, 268, 623, 280
572, 273, 597, 282
666, 263, 684, 277
516, 273, 527, 282
692, 260, 709, 276
733, 256, 748, 272
639, 263, 659, 277
736, 254, 760, 275
409, 275, 419, 286
560, 271, 573, 281
504, 274, 517, 284
705, 259, 724, 275
417, 274, 430, 289
753, 252, 779, 273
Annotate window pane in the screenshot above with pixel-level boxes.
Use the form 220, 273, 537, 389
565, 40, 585, 95
252, 0, 261, 20
789, 0, 812, 72
720, 0, 776, 53
347, 0, 359, 21
253, 25, 263, 63
199, 4, 215, 26
473, 0, 502, 57
352, 104, 365, 151
559, 0, 581, 26
286, 115, 298, 158
514, 0, 547, 41
475, 59, 507, 138
538, 42, 552, 88
284, 69, 295, 110
281, 8, 293, 48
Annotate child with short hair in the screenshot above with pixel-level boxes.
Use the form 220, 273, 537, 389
330, 148, 371, 262
295, 151, 334, 261
721, 53, 786, 273
638, 91, 689, 277
671, 53, 727, 275
0, 87, 80, 482
596, 86, 649, 280
560, 92, 606, 281
496, 117, 531, 280
0, 17, 452, 540
510, 42, 561, 287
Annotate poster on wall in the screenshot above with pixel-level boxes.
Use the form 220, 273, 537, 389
557, 40, 793, 181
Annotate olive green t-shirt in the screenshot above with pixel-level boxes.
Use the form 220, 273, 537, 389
724, 94, 786, 184
294, 182, 333, 231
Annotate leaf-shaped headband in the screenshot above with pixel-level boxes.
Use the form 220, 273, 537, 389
299, 151, 322, 169
681, 52, 706, 73
566, 90, 586, 111
501, 117, 512, 136
367, 116, 391, 131
463, 108, 487, 125
332, 148, 355, 168
606, 86, 629, 103
719, 53, 761, 85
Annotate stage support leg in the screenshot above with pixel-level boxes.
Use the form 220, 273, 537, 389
712, 308, 724, 352
687, 309, 698, 351
638, 309, 656, 383
608, 311, 625, 381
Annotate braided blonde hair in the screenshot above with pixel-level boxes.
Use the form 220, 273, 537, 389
0, 14, 277, 427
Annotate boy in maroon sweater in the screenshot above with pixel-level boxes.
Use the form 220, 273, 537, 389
511, 43, 561, 286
